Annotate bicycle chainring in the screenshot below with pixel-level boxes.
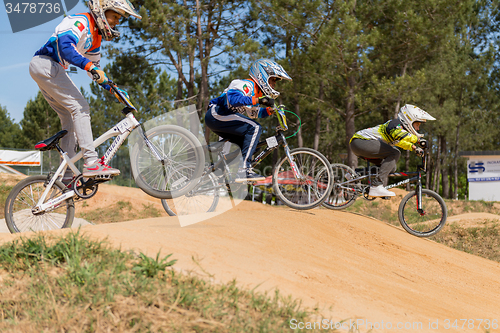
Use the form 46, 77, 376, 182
362, 187, 376, 201
73, 175, 99, 199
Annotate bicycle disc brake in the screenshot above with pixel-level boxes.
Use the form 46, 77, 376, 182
73, 175, 99, 199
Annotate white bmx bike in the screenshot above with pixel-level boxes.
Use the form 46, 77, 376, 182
4, 82, 205, 233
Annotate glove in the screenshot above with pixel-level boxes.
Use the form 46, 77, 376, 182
265, 107, 274, 116
414, 147, 424, 157
89, 66, 108, 84
258, 96, 275, 107
418, 138, 428, 149
112, 87, 130, 104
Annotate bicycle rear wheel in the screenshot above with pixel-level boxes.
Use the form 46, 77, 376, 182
323, 163, 360, 210
161, 172, 220, 216
4, 176, 74, 233
272, 148, 333, 210
398, 189, 447, 237
131, 125, 205, 199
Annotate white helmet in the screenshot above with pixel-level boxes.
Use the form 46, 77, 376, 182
398, 104, 436, 138
249, 59, 292, 99
88, 0, 141, 41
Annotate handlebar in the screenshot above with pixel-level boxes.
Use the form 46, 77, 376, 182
418, 148, 428, 172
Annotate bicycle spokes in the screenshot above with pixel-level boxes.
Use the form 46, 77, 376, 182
398, 189, 447, 237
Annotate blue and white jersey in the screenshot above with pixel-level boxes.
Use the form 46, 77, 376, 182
209, 79, 271, 118
35, 13, 101, 71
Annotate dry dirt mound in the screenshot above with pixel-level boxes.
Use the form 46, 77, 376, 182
1, 176, 500, 332
1, 200, 499, 332
0, 174, 169, 223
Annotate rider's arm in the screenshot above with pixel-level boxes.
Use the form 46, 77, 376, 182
83, 52, 112, 91
58, 32, 94, 71
226, 89, 254, 107
257, 107, 273, 118
395, 133, 418, 151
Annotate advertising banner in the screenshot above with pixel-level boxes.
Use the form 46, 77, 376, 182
0, 150, 41, 166
467, 159, 500, 182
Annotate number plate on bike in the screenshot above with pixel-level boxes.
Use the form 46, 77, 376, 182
266, 136, 278, 148
116, 119, 130, 134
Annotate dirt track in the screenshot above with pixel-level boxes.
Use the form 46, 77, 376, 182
1, 181, 500, 332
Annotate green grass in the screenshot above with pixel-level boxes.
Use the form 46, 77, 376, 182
432, 221, 500, 262
0, 231, 322, 332
346, 199, 400, 227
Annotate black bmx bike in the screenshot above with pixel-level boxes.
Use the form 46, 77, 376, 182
324, 149, 447, 237
161, 105, 334, 215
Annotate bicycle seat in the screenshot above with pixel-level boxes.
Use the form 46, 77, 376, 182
34, 130, 68, 151
359, 156, 383, 166
207, 140, 228, 153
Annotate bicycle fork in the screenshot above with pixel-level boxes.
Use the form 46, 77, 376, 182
416, 175, 424, 215
283, 142, 305, 180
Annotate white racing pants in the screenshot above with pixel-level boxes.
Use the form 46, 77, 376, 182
29, 55, 98, 169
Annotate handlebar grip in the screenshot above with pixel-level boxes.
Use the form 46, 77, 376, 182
89, 69, 99, 81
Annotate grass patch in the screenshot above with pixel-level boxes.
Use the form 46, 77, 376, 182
432, 221, 500, 262
346, 199, 400, 227
0, 231, 319, 332
77, 200, 162, 224
343, 194, 500, 262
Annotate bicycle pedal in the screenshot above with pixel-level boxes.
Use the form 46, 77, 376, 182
95, 174, 112, 180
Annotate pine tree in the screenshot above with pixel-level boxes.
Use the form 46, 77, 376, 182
19, 92, 61, 148
0, 105, 24, 149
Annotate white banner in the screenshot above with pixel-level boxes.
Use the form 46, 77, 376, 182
467, 159, 500, 182
0, 150, 41, 166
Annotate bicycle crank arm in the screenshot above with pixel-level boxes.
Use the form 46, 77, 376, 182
33, 191, 76, 215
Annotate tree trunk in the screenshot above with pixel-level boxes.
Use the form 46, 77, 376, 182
346, 77, 357, 169
441, 136, 449, 198
453, 123, 460, 199
314, 82, 324, 151
394, 61, 408, 118
195, 0, 210, 142
296, 103, 303, 147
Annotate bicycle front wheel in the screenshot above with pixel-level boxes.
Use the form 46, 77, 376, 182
398, 189, 447, 237
131, 125, 205, 199
323, 163, 360, 210
161, 172, 220, 216
4, 176, 75, 233
272, 148, 333, 210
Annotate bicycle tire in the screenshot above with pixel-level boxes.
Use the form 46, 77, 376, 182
4, 176, 75, 233
398, 189, 447, 237
161, 172, 220, 216
323, 163, 359, 210
131, 125, 205, 199
272, 148, 333, 210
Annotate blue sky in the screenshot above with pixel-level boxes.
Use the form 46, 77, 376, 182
0, 2, 109, 124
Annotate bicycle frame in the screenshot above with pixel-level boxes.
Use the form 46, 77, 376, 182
32, 82, 162, 214
185, 108, 305, 196
250, 108, 305, 180
337, 151, 427, 205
